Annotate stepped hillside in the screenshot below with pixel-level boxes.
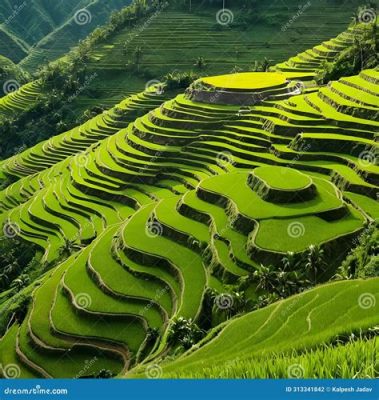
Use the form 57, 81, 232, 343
0, 55, 29, 85
157, 278, 379, 378
0, 8, 375, 162
0, 67, 378, 378
0, 0, 132, 68
0, 1, 378, 380
0, 0, 369, 112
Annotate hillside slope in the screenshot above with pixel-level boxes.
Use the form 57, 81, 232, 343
0, 2, 377, 380
0, 11, 374, 161
0, 0, 132, 68
0, 64, 377, 377
151, 278, 379, 378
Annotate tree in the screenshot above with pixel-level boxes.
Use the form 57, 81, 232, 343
281, 251, 299, 271
337, 224, 379, 279
211, 290, 248, 320
10, 274, 30, 292
252, 293, 279, 310
194, 56, 206, 70
145, 327, 160, 346
304, 244, 326, 283
60, 239, 83, 258
164, 71, 199, 90
260, 57, 272, 72
250, 60, 260, 72
95, 369, 113, 379
168, 317, 204, 350
253, 264, 278, 292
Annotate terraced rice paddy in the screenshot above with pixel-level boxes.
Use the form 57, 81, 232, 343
159, 278, 379, 378
0, 81, 42, 116
0, 1, 368, 114
0, 16, 378, 379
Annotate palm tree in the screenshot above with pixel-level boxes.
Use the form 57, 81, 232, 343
194, 56, 206, 70
281, 251, 299, 271
95, 369, 113, 379
304, 244, 326, 283
10, 274, 30, 291
251, 60, 260, 72
253, 293, 279, 310
168, 317, 204, 348
260, 57, 273, 72
60, 239, 82, 257
253, 264, 278, 292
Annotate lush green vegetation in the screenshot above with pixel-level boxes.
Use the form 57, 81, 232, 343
0, 0, 133, 67
0, 0, 377, 380
0, 0, 369, 160
156, 278, 379, 377
165, 336, 379, 378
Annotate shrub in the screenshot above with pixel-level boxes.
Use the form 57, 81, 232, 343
338, 224, 379, 279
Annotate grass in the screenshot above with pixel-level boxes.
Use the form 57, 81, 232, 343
254, 206, 365, 253
0, 325, 37, 378
200, 172, 344, 220
18, 318, 124, 378
344, 192, 379, 221
201, 73, 287, 90
88, 225, 173, 314
63, 244, 165, 330
157, 278, 379, 377
122, 204, 206, 320
253, 166, 312, 190
166, 336, 378, 378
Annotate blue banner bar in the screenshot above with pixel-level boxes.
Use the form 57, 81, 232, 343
0, 379, 378, 400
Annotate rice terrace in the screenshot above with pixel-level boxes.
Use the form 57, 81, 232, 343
0, 0, 378, 382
